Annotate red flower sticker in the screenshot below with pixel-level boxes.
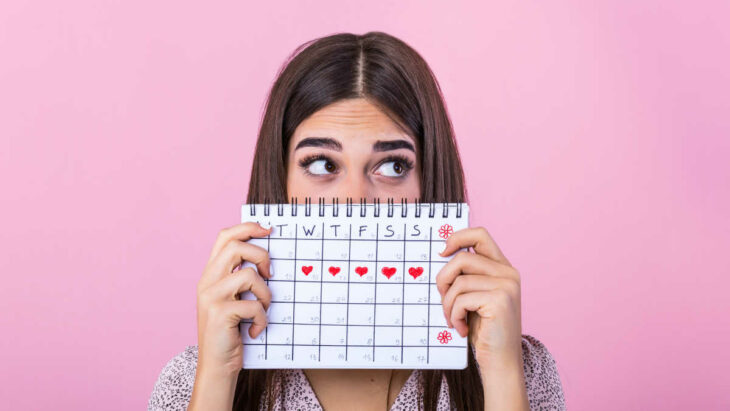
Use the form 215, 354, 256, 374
437, 330, 452, 344
438, 224, 454, 239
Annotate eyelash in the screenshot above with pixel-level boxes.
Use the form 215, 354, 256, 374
297, 154, 415, 178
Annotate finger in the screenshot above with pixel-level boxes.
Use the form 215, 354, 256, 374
436, 251, 517, 296
451, 289, 515, 338
205, 266, 272, 311
441, 274, 507, 328
210, 299, 268, 339
208, 222, 272, 265
449, 291, 493, 338
203, 240, 272, 291
439, 226, 510, 266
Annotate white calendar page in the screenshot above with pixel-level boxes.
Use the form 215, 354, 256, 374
238, 200, 469, 369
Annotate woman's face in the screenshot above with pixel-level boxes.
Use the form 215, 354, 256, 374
286, 98, 421, 203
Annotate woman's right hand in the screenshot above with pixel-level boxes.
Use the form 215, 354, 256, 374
192, 222, 273, 398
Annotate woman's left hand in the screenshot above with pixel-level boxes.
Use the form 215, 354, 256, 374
436, 226, 523, 368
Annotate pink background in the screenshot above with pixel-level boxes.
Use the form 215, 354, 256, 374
1, 1, 728, 409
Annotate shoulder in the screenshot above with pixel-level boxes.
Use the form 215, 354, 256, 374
148, 345, 199, 411
520, 334, 566, 410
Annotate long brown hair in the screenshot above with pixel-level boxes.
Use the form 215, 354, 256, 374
234, 31, 482, 410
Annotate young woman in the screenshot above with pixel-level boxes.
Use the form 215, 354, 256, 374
149, 32, 565, 410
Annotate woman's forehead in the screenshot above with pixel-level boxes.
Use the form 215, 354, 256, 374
291, 99, 416, 148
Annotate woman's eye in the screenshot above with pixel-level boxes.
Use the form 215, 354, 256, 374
306, 159, 337, 175
376, 160, 407, 177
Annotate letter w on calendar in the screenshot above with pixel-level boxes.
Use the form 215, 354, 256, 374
238, 201, 469, 369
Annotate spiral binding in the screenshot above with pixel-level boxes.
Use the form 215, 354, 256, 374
247, 197, 464, 218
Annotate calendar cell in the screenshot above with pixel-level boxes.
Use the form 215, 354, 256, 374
271, 259, 295, 280
244, 344, 267, 364
376, 262, 403, 282
319, 346, 347, 364
404, 240, 430, 262
403, 284, 429, 304
404, 264, 429, 284
375, 283, 403, 304
349, 262, 375, 283
375, 347, 401, 363
268, 280, 294, 303
322, 260, 348, 282
428, 306, 448, 327
295, 282, 321, 303
295, 261, 322, 281
403, 347, 428, 365
293, 302, 321, 325
375, 304, 402, 326
270, 223, 297, 239
293, 324, 319, 345
430, 241, 450, 262
265, 323, 293, 345
403, 304, 429, 326
297, 241, 322, 264
322, 239, 350, 260
267, 301, 293, 324
377, 240, 404, 261
320, 304, 348, 325
266, 345, 294, 362
294, 345, 321, 363
348, 304, 374, 325
348, 346, 374, 363
377, 223, 406, 241
320, 325, 347, 345
268, 238, 295, 260
349, 240, 376, 261
347, 325, 374, 346
374, 326, 402, 345
321, 283, 348, 303
348, 283, 375, 304
429, 327, 467, 347
402, 327, 429, 346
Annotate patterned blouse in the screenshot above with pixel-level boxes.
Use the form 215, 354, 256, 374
148, 334, 566, 410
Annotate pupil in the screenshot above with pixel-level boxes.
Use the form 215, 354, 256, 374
325, 161, 334, 172
394, 163, 402, 174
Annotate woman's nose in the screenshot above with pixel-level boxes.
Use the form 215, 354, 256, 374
335, 174, 372, 203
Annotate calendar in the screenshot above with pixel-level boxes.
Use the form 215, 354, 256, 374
238, 198, 469, 369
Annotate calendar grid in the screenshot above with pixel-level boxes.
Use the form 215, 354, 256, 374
240, 201, 469, 369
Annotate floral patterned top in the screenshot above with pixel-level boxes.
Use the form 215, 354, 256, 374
148, 334, 566, 410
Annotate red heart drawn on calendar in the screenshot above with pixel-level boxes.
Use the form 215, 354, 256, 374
355, 266, 368, 276
328, 266, 340, 276
301, 265, 313, 275
381, 267, 397, 279
408, 266, 424, 279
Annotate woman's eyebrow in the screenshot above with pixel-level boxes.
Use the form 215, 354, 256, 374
294, 137, 342, 152
372, 139, 415, 153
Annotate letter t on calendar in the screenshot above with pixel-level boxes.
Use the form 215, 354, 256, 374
238, 200, 469, 369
